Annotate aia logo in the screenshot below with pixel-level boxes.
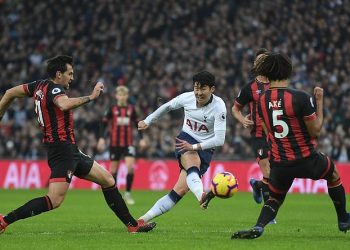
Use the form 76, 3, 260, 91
186, 119, 209, 132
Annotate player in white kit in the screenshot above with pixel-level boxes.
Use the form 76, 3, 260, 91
137, 70, 227, 223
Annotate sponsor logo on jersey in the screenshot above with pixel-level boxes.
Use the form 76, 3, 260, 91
35, 90, 44, 100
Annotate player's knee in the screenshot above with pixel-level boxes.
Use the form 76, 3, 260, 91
48, 194, 66, 209
259, 159, 270, 175
268, 192, 286, 206
100, 173, 116, 188
175, 187, 189, 196
127, 166, 134, 174
325, 160, 339, 183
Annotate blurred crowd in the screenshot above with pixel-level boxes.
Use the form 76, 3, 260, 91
0, 0, 349, 162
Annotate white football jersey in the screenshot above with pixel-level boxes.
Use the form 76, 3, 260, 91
144, 92, 227, 149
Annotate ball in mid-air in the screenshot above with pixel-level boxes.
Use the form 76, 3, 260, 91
211, 172, 238, 198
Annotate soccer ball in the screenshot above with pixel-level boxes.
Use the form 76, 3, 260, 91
211, 172, 238, 198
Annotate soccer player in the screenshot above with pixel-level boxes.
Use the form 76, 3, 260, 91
137, 70, 227, 223
232, 48, 271, 205
97, 85, 146, 205
232, 52, 350, 239
0, 55, 155, 234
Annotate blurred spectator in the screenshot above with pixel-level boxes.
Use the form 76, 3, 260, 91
0, 0, 349, 161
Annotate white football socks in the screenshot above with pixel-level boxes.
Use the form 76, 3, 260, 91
186, 171, 203, 201
139, 194, 176, 222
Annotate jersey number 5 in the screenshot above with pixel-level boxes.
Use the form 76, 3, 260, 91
272, 110, 289, 138
35, 100, 45, 127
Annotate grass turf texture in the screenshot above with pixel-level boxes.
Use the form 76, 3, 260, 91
1, 189, 350, 250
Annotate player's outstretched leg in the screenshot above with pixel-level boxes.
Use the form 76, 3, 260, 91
139, 190, 183, 222
231, 226, 264, 239
249, 178, 262, 204
102, 184, 156, 233
199, 190, 215, 209
127, 219, 157, 233
0, 214, 8, 234
186, 167, 204, 201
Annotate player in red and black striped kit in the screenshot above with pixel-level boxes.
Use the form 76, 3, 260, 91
232, 48, 272, 205
232, 52, 350, 239
0, 55, 155, 234
97, 85, 146, 205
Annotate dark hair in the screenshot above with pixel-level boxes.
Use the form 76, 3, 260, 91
46, 55, 73, 78
253, 52, 292, 81
193, 70, 215, 87
255, 48, 269, 57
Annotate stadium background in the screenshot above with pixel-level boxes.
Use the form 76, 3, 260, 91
0, 0, 349, 191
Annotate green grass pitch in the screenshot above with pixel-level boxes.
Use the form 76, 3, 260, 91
1, 189, 350, 250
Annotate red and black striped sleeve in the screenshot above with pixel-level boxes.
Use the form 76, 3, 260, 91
297, 91, 317, 121
23, 81, 39, 97
46, 84, 66, 103
234, 82, 253, 108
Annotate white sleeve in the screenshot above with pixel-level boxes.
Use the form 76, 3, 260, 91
199, 102, 227, 150
144, 94, 184, 125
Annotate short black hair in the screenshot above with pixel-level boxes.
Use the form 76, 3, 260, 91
255, 48, 269, 57
46, 55, 73, 78
253, 52, 292, 81
193, 70, 215, 87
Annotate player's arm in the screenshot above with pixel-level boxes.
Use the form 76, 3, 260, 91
232, 84, 254, 128
138, 94, 184, 130
0, 85, 28, 120
54, 82, 104, 111
131, 109, 147, 149
304, 87, 324, 138
232, 102, 254, 128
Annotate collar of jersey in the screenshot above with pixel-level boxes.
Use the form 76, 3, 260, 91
255, 78, 269, 85
197, 94, 213, 107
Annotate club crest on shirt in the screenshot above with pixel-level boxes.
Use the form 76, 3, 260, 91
52, 88, 61, 94
255, 90, 262, 95
219, 112, 226, 121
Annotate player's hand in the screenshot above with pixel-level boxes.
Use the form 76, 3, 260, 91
241, 114, 254, 128
138, 138, 148, 152
138, 120, 149, 130
175, 138, 193, 152
90, 82, 104, 100
139, 138, 148, 150
314, 87, 324, 101
96, 138, 106, 153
